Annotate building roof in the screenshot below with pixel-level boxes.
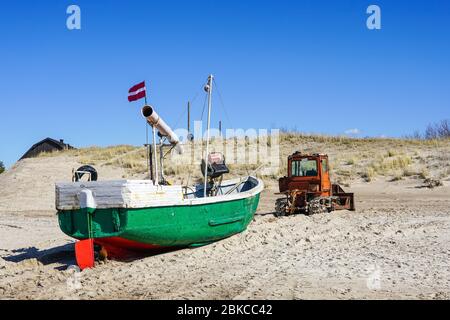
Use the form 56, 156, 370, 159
20, 137, 74, 160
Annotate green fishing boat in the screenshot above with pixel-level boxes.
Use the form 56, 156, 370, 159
56, 75, 264, 269
56, 176, 263, 261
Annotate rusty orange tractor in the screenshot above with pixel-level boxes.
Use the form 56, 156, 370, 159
275, 151, 355, 216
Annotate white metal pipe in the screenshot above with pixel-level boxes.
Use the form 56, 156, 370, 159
142, 105, 183, 154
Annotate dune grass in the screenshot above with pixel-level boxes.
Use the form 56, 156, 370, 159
33, 133, 450, 183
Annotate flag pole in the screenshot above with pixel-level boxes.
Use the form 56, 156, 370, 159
144, 89, 153, 182
146, 118, 149, 178
153, 126, 158, 185
144, 89, 159, 185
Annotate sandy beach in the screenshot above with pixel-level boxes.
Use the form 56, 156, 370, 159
2, 0, 450, 302
1, 171, 449, 299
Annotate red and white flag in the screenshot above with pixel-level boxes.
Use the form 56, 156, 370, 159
128, 81, 147, 102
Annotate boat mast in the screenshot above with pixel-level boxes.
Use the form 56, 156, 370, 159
153, 126, 159, 185
203, 74, 213, 197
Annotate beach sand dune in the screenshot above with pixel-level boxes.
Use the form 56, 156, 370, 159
1, 139, 450, 299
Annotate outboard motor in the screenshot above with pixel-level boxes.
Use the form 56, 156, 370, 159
201, 153, 229, 196
201, 152, 229, 179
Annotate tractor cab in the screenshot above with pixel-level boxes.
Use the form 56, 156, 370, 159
276, 151, 355, 216
279, 151, 331, 197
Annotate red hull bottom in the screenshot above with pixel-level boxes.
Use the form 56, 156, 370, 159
74, 237, 180, 269
93, 237, 176, 260
75, 237, 180, 270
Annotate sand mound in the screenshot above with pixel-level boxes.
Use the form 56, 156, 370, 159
0, 156, 128, 215
0, 157, 80, 214
0, 257, 6, 268
1, 138, 450, 299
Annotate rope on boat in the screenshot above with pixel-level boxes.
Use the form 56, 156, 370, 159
212, 78, 234, 130
200, 90, 208, 122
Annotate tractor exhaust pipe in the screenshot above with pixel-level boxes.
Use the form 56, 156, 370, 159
142, 105, 183, 154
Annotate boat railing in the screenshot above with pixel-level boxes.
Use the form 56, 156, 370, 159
182, 186, 197, 199
225, 179, 247, 195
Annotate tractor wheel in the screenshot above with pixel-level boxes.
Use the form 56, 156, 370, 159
274, 198, 288, 217
307, 199, 328, 215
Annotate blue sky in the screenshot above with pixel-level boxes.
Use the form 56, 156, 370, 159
1, 0, 449, 167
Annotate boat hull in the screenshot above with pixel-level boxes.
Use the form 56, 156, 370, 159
58, 192, 260, 254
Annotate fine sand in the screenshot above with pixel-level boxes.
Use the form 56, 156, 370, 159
1, 141, 450, 299
1, 181, 450, 299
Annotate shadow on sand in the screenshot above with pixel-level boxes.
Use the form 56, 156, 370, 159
3, 243, 76, 269
254, 211, 277, 217
3, 242, 189, 270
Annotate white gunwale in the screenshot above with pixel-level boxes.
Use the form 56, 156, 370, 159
56, 176, 264, 210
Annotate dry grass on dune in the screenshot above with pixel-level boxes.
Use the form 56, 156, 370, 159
35, 134, 450, 185
38, 145, 138, 163
278, 134, 450, 185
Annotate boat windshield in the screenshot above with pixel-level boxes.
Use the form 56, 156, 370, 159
291, 159, 318, 177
